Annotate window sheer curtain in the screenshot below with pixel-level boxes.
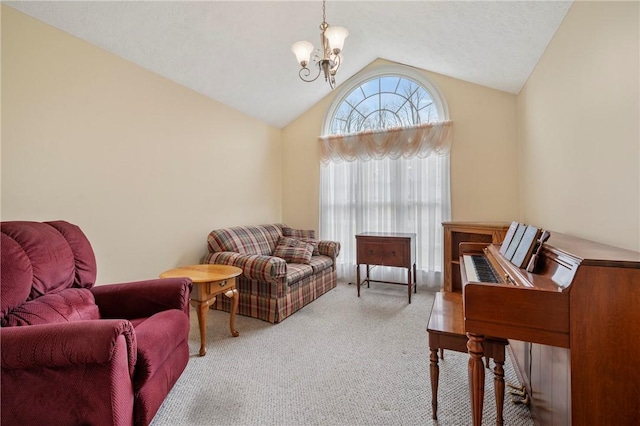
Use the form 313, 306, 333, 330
319, 122, 452, 283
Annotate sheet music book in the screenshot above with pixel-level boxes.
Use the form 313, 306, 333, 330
511, 225, 542, 268
500, 221, 520, 256
504, 223, 526, 261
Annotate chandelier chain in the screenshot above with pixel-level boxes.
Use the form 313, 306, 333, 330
320, 0, 328, 31
323, 0, 326, 24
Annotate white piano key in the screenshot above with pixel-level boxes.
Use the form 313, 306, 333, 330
463, 255, 479, 282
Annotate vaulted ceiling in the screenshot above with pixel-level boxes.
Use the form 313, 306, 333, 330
6, 1, 573, 128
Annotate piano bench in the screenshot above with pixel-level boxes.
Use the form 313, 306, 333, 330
427, 292, 508, 424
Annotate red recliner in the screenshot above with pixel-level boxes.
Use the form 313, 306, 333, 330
1, 221, 192, 426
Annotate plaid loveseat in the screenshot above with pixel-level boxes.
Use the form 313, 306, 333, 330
203, 224, 340, 323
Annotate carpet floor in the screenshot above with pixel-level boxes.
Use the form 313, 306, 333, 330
151, 281, 533, 425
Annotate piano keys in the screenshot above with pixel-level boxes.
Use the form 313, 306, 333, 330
460, 231, 640, 426
463, 254, 502, 283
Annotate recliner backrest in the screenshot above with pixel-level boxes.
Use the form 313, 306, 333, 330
1, 221, 97, 320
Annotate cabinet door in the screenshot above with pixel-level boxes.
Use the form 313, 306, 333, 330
358, 241, 383, 264
382, 242, 408, 267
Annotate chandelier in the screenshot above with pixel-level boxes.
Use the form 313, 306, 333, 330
291, 0, 349, 89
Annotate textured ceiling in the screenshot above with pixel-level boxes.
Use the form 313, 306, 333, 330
6, 1, 573, 128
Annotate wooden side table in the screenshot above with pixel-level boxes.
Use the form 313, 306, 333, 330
355, 232, 416, 303
160, 264, 242, 356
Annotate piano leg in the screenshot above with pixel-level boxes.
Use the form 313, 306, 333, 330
429, 347, 439, 420
467, 333, 485, 426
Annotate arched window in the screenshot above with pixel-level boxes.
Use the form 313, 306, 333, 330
329, 76, 438, 134
319, 64, 451, 284
323, 64, 449, 136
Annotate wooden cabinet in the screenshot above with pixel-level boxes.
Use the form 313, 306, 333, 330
355, 232, 416, 302
358, 240, 408, 267
442, 222, 509, 292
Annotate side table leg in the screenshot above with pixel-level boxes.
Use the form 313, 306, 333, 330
224, 289, 240, 337
429, 347, 440, 420
413, 263, 417, 293
356, 264, 361, 297
192, 297, 215, 357
467, 333, 485, 426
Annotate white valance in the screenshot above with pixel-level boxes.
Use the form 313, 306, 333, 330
318, 121, 453, 165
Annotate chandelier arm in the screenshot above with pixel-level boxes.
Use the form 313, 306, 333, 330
331, 53, 341, 74
299, 65, 323, 83
320, 59, 336, 89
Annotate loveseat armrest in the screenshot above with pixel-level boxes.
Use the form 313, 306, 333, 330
318, 240, 341, 265
1, 319, 137, 375
91, 278, 192, 319
203, 251, 286, 283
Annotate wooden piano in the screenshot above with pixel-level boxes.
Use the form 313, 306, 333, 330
461, 230, 640, 425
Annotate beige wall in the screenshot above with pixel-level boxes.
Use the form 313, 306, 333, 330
1, 6, 283, 284
5, 0, 636, 288
282, 59, 520, 234
517, 1, 639, 251
280, 95, 330, 232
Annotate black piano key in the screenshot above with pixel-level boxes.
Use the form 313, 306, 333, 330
470, 255, 499, 283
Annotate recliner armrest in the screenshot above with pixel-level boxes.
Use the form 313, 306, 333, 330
91, 278, 192, 319
204, 251, 287, 283
1, 320, 137, 376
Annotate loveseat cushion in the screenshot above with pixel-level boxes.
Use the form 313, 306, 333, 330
282, 227, 320, 255
273, 237, 314, 264
285, 264, 314, 285
308, 255, 334, 274
2, 288, 100, 327
204, 251, 287, 283
132, 309, 190, 389
207, 224, 284, 255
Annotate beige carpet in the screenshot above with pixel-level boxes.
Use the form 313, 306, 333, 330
151, 280, 533, 425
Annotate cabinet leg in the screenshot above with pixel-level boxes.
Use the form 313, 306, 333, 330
407, 267, 412, 303
366, 264, 370, 288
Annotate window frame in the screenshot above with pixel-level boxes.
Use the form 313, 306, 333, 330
321, 64, 450, 136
